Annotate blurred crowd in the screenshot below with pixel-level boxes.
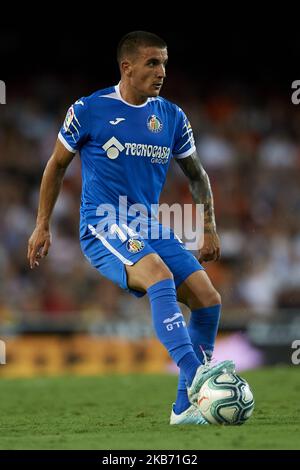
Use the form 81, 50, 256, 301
1, 76, 300, 328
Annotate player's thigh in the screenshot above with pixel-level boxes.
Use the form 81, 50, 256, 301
177, 270, 221, 310
125, 252, 173, 292
150, 235, 204, 291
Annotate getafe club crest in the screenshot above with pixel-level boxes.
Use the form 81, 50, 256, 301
126, 238, 145, 253
147, 115, 163, 133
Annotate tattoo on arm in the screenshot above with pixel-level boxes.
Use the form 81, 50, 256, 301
176, 151, 216, 232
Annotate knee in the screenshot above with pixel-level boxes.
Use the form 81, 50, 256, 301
127, 254, 173, 292
204, 289, 221, 307
147, 259, 173, 286
189, 287, 221, 310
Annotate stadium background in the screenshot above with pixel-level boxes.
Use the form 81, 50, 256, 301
0, 26, 299, 376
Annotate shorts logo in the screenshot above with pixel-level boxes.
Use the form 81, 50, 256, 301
126, 238, 145, 253
147, 115, 163, 133
63, 106, 75, 131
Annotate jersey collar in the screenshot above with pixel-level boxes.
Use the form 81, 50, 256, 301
115, 83, 150, 108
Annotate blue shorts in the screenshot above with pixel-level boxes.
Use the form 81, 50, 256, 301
80, 222, 204, 297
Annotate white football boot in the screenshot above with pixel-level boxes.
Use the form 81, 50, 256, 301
170, 404, 208, 425
187, 359, 236, 407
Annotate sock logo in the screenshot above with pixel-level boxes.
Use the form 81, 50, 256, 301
163, 313, 183, 323
163, 313, 186, 331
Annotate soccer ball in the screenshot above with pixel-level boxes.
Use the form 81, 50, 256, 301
197, 372, 254, 425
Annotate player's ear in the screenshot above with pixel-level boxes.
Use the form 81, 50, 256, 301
121, 59, 133, 77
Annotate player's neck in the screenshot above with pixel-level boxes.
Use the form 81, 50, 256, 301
119, 81, 148, 106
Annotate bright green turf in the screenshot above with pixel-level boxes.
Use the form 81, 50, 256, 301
0, 366, 299, 450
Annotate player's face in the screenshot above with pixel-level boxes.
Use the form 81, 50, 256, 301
127, 47, 168, 98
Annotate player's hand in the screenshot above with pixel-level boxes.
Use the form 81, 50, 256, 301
27, 225, 52, 269
198, 230, 221, 263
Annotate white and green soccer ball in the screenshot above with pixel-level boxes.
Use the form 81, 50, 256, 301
197, 372, 254, 425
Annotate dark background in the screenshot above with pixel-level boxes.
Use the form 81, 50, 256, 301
1, 26, 298, 94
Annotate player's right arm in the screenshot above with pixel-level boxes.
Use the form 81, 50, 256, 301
28, 97, 89, 269
27, 139, 75, 269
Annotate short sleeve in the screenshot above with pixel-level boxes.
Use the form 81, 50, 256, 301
173, 107, 196, 159
58, 98, 89, 153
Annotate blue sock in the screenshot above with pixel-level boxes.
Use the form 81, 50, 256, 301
174, 304, 221, 414
147, 279, 200, 384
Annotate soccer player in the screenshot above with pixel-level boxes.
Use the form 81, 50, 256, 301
27, 31, 235, 424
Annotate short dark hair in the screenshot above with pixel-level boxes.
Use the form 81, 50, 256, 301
117, 31, 167, 64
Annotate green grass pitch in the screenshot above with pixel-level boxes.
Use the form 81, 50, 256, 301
0, 366, 299, 449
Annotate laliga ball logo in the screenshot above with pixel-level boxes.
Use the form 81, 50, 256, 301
198, 372, 255, 425
147, 115, 163, 133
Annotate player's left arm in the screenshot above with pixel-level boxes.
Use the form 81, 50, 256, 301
176, 150, 220, 263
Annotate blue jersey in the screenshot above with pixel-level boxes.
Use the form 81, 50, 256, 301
58, 84, 196, 229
